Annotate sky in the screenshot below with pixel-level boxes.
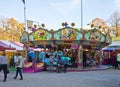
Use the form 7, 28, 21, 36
0, 0, 120, 30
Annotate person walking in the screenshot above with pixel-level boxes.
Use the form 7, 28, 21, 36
49, 50, 55, 72
0, 51, 8, 82
14, 53, 19, 67
13, 53, 24, 80
71, 49, 77, 68
117, 50, 120, 69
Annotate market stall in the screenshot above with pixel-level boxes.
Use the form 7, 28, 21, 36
102, 41, 120, 66
0, 41, 16, 64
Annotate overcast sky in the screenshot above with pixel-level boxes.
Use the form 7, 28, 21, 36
0, 0, 120, 30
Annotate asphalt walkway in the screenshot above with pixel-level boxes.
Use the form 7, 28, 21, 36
0, 69, 120, 87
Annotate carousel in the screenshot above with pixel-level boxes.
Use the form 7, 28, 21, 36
20, 24, 111, 72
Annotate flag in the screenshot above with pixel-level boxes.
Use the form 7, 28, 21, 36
22, 0, 25, 4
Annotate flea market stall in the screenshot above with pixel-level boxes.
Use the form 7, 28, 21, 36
0, 41, 16, 64
102, 40, 120, 65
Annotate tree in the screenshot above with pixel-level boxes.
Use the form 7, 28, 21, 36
0, 17, 24, 42
107, 11, 120, 36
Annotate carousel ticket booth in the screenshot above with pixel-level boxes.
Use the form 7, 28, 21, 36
20, 26, 111, 72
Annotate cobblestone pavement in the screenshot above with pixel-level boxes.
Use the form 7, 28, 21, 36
0, 69, 120, 87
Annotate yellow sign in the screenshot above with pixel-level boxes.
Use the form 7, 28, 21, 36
112, 36, 120, 41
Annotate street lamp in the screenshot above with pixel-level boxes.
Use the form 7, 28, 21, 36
81, 0, 83, 31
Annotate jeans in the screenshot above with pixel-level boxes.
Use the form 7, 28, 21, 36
0, 64, 8, 81
14, 67, 23, 79
49, 61, 54, 71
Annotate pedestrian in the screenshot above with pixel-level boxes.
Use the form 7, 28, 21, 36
117, 50, 120, 69
13, 53, 24, 80
14, 53, 19, 67
0, 51, 8, 82
49, 50, 55, 72
71, 49, 77, 68
57, 55, 67, 73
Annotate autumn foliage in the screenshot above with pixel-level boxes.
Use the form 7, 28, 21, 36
0, 18, 24, 42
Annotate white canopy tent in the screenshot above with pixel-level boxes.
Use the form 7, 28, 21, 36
102, 41, 120, 51
0, 40, 23, 51
109, 41, 120, 46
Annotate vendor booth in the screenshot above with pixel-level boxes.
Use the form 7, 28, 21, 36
0, 41, 16, 64
102, 41, 120, 66
0, 40, 24, 64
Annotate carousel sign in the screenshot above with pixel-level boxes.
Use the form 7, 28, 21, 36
20, 31, 29, 43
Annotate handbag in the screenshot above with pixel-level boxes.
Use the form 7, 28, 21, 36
0, 65, 1, 72
7, 65, 9, 74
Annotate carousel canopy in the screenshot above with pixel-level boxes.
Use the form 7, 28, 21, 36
20, 27, 111, 48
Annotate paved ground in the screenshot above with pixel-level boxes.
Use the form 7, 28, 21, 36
0, 69, 120, 87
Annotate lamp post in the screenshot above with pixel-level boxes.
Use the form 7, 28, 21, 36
81, 0, 83, 31
23, 1, 27, 31
80, 0, 84, 68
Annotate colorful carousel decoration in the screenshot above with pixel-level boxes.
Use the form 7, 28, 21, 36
20, 23, 111, 72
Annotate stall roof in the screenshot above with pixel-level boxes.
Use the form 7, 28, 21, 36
0, 41, 9, 47
0, 41, 16, 51
0, 40, 23, 51
102, 47, 116, 51
10, 41, 24, 47
102, 45, 120, 51
102, 41, 120, 51
109, 41, 120, 46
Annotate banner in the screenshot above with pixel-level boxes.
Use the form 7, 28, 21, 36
27, 20, 33, 31
27, 20, 40, 31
